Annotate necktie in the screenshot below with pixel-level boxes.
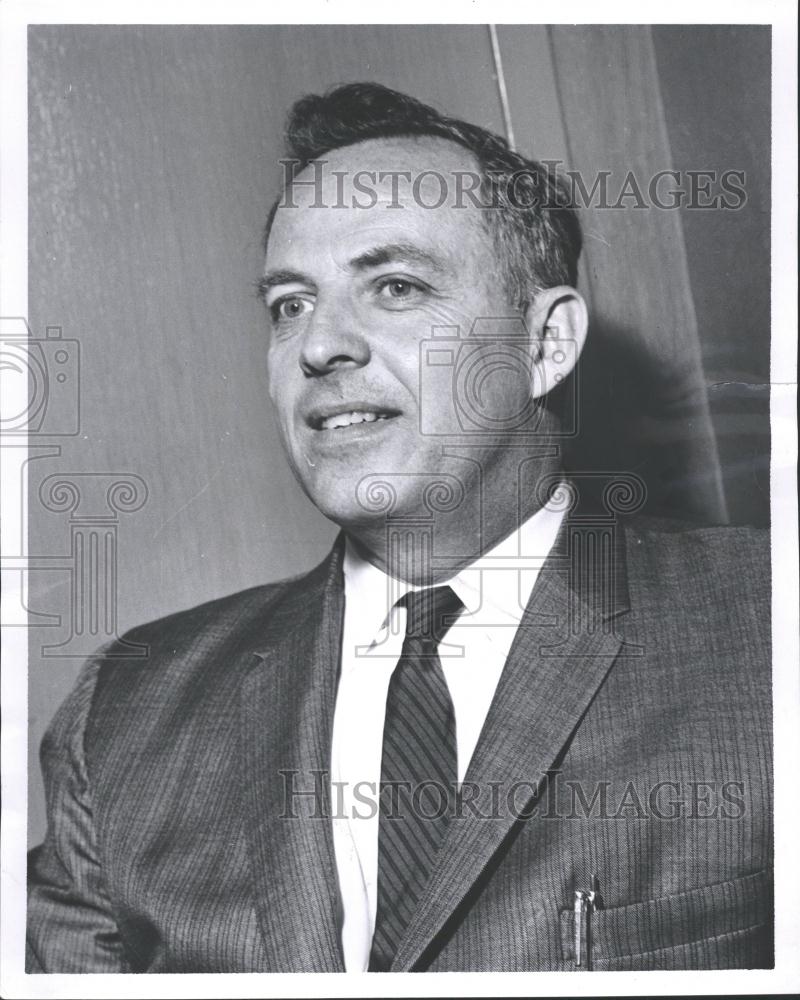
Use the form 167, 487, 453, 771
369, 585, 464, 972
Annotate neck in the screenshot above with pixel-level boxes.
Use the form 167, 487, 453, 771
346, 454, 564, 584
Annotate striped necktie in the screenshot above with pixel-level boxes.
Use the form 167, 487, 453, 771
369, 585, 464, 971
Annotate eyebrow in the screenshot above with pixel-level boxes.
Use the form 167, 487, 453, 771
258, 242, 448, 303
257, 268, 315, 303
349, 242, 448, 274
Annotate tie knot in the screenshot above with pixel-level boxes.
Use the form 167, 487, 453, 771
400, 586, 463, 644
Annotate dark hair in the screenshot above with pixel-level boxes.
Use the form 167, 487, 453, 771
263, 83, 582, 308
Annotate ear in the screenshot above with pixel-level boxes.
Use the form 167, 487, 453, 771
523, 286, 588, 400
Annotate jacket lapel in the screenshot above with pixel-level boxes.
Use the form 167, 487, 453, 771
391, 518, 633, 970
240, 536, 346, 972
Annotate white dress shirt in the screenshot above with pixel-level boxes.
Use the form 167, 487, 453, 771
330, 497, 566, 971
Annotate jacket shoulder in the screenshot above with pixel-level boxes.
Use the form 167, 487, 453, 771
622, 513, 769, 557
88, 549, 337, 707
623, 512, 769, 541
116, 576, 294, 648
621, 514, 770, 611
75, 548, 339, 777
112, 542, 338, 649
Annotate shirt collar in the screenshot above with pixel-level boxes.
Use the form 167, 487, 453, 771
343, 484, 566, 649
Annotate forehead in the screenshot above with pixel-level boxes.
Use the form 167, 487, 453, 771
266, 136, 492, 268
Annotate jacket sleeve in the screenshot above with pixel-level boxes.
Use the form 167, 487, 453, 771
27, 659, 130, 973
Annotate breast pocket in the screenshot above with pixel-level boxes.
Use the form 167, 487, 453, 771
559, 869, 773, 970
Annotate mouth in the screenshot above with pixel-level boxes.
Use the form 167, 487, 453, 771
307, 403, 402, 432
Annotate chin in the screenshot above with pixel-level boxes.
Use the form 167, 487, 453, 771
303, 474, 413, 534
295, 469, 362, 526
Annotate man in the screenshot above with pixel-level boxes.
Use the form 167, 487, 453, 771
27, 83, 772, 972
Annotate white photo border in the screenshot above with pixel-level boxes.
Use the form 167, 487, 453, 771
2, 1, 797, 997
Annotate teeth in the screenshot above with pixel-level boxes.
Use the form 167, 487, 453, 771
320, 410, 389, 430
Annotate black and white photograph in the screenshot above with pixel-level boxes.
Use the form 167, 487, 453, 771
1, 1, 797, 995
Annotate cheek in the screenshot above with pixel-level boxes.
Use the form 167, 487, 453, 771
266, 352, 296, 416
477, 350, 533, 405
419, 342, 534, 431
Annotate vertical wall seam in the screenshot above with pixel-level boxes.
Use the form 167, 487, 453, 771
643, 25, 730, 520
488, 25, 516, 151
545, 25, 597, 307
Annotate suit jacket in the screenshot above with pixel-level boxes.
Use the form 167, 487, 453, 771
27, 515, 773, 972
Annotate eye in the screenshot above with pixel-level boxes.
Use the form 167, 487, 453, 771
270, 295, 314, 323
375, 276, 428, 305
385, 279, 413, 298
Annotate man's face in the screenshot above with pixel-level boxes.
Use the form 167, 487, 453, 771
262, 137, 537, 529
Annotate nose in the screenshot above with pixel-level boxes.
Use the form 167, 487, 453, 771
299, 297, 371, 378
